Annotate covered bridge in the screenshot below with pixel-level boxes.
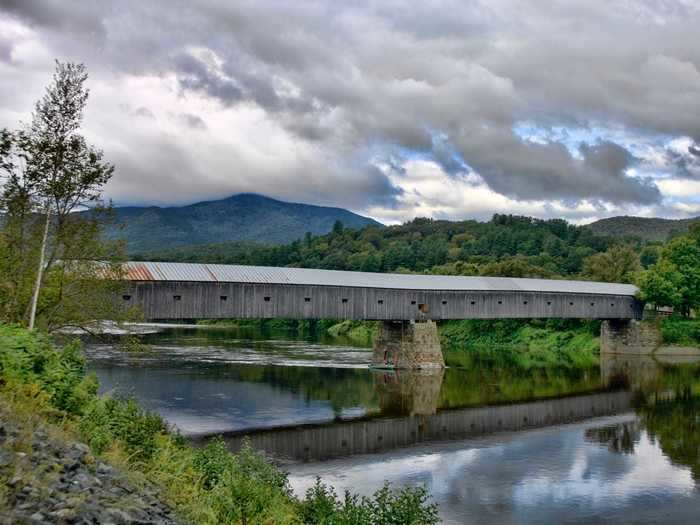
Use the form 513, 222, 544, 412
118, 261, 643, 369
120, 261, 642, 322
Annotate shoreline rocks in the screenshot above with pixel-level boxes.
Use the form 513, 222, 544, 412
0, 404, 180, 525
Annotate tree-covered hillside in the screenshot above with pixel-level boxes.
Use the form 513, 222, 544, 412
136, 214, 631, 278
586, 215, 700, 242
92, 193, 381, 253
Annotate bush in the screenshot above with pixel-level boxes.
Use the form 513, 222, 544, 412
79, 397, 168, 461
299, 478, 439, 525
440, 319, 599, 369
0, 325, 97, 414
661, 317, 700, 346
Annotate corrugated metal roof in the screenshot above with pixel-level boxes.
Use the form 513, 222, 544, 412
122, 261, 638, 296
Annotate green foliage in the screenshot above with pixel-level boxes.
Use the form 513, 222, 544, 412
0, 324, 440, 523
586, 215, 700, 242
440, 319, 599, 369
0, 324, 97, 414
638, 232, 700, 315
299, 478, 439, 525
581, 244, 640, 283
660, 317, 700, 346
79, 397, 168, 462
0, 61, 128, 331
326, 320, 377, 344
138, 213, 617, 277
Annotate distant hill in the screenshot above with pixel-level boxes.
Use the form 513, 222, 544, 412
585, 215, 700, 242
98, 193, 381, 253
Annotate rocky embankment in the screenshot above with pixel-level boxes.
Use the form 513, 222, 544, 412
0, 401, 179, 525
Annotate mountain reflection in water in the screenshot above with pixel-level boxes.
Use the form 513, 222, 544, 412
86, 325, 700, 524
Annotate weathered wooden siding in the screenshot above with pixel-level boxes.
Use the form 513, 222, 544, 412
122, 281, 643, 320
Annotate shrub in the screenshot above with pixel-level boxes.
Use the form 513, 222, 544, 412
79, 397, 168, 461
661, 317, 700, 346
299, 478, 439, 525
0, 325, 97, 414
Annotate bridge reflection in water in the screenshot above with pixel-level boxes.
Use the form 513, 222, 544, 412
207, 367, 632, 462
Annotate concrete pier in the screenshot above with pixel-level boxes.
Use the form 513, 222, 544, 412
372, 320, 445, 369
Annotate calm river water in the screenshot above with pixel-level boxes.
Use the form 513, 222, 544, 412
85, 325, 700, 524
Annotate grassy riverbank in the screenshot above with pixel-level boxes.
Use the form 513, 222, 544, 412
0, 324, 438, 524
660, 317, 700, 347
440, 319, 600, 369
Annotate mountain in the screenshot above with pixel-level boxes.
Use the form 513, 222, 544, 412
585, 215, 700, 242
99, 193, 382, 253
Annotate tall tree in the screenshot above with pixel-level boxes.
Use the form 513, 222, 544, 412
26, 62, 114, 329
581, 244, 641, 284
0, 61, 126, 331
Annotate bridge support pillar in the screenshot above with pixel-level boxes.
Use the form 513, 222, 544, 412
372, 320, 445, 369
600, 319, 661, 355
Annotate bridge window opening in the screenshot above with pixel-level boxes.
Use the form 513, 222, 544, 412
173, 295, 181, 301
263, 296, 270, 302
441, 300, 447, 305
523, 301, 528, 305
411, 300, 417, 305
304, 297, 311, 303
497, 300, 502, 305
342, 298, 348, 303
470, 300, 475, 305
122, 295, 131, 301
569, 302, 574, 306
547, 301, 552, 306
590, 302, 595, 306
419, 303, 429, 313
611, 303, 615, 307
378, 299, 384, 305
220, 295, 227, 301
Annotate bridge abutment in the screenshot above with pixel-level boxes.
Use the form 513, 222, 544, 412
600, 319, 662, 355
372, 320, 445, 369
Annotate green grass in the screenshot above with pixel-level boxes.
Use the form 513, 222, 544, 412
440, 319, 600, 369
326, 320, 378, 344
660, 317, 700, 346
0, 324, 438, 525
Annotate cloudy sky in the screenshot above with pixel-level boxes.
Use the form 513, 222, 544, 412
1, 1, 699, 224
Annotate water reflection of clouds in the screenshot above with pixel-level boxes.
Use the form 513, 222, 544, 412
512, 434, 694, 522
287, 420, 698, 524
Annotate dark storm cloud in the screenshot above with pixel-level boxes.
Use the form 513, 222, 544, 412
1, 0, 698, 214
173, 52, 244, 106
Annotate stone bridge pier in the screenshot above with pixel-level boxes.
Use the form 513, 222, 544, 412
372, 320, 445, 369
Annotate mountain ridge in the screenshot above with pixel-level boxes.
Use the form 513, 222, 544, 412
98, 193, 381, 253
585, 215, 700, 242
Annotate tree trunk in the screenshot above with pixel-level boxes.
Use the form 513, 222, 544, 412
28, 204, 51, 330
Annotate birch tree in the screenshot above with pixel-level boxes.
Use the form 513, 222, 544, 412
0, 61, 123, 331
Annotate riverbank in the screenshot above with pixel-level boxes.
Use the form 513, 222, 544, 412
0, 394, 178, 524
0, 324, 438, 524
197, 318, 600, 369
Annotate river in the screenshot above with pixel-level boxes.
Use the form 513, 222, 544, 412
85, 324, 700, 524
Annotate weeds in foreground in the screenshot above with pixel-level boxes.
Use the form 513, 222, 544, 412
0, 324, 439, 524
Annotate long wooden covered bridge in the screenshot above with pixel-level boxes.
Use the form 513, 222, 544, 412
119, 261, 643, 368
